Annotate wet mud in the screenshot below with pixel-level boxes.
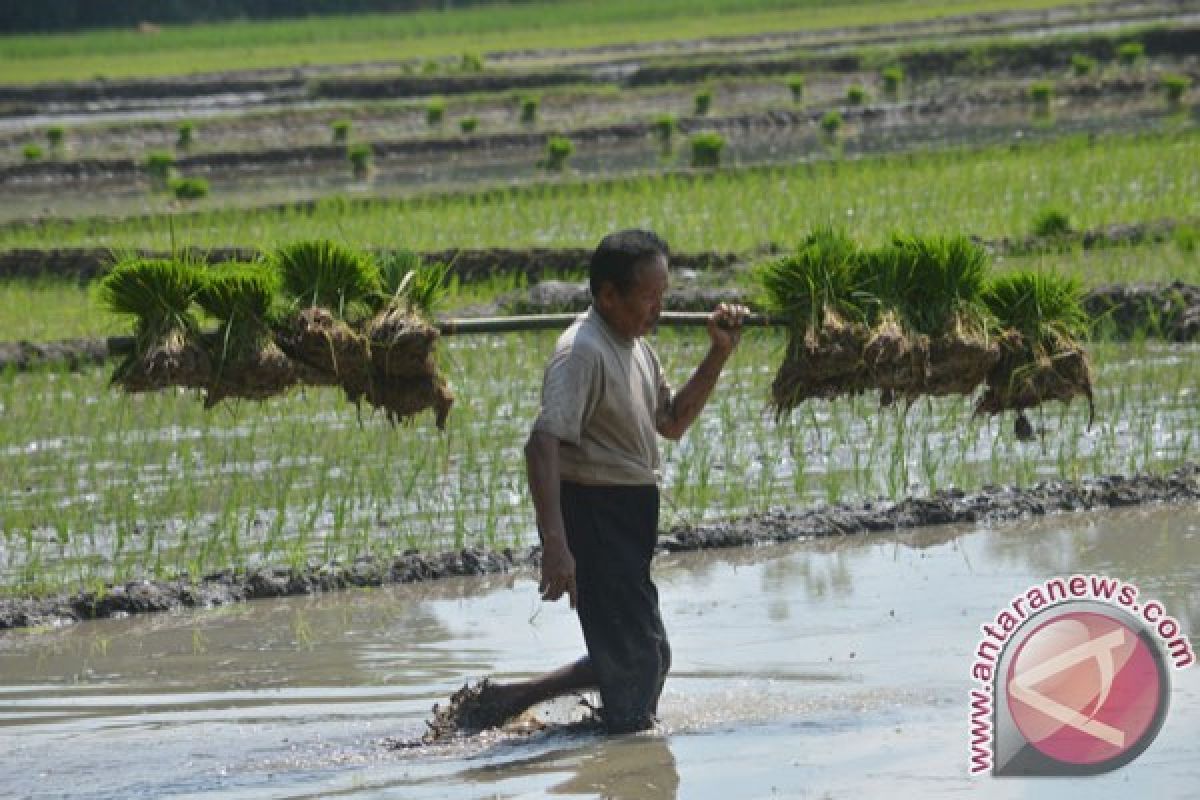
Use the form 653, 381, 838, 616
2, 461, 1197, 631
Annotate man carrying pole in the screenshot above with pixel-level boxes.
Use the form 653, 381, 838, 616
442, 229, 748, 734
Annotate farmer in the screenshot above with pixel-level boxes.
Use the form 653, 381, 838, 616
456, 229, 747, 734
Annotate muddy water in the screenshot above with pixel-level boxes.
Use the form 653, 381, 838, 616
1, 505, 1197, 798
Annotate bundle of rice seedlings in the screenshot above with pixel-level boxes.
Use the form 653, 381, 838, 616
758, 227, 873, 409
98, 256, 211, 392
195, 262, 304, 408
272, 239, 382, 320
859, 234, 997, 400
364, 254, 455, 426
976, 271, 1093, 422
271, 242, 453, 427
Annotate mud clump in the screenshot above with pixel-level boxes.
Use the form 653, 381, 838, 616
111, 329, 212, 393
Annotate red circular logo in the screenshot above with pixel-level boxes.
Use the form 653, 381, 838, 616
1006, 611, 1163, 766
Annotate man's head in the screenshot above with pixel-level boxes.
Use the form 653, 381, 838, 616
589, 229, 669, 339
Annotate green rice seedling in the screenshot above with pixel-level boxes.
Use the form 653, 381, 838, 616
1028, 80, 1054, 109
540, 135, 574, 171
374, 249, 451, 314
694, 88, 712, 115
820, 109, 842, 136
1117, 41, 1144, 67
426, 98, 446, 127
787, 74, 805, 102
846, 84, 867, 104
982, 271, 1090, 352
169, 176, 209, 201
331, 119, 351, 144
690, 131, 724, 168
653, 113, 676, 146
196, 262, 280, 328
45, 125, 65, 150
859, 233, 989, 335
347, 143, 372, 178
519, 95, 539, 125
98, 256, 204, 341
1161, 74, 1191, 109
97, 256, 208, 391
459, 115, 479, 134
271, 239, 382, 318
1032, 207, 1071, 237
881, 66, 903, 96
22, 143, 42, 161
143, 150, 175, 187
757, 226, 865, 336
176, 120, 196, 151
1070, 53, 1096, 76
460, 52, 484, 72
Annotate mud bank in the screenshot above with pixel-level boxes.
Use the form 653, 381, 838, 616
2, 462, 1197, 631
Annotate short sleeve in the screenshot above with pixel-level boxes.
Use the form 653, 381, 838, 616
531, 344, 599, 446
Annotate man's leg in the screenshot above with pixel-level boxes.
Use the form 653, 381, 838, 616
484, 656, 597, 715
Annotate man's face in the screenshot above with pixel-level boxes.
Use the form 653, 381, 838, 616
599, 255, 668, 339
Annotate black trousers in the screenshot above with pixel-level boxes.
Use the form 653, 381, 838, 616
560, 481, 671, 733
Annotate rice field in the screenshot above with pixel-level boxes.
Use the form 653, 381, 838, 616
3, 1, 1199, 604
3, 128, 1198, 254
0, 0, 1093, 83
1, 326, 1195, 598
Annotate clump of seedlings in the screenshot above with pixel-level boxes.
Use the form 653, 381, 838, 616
881, 67, 904, 97
539, 135, 574, 171
347, 143, 372, 178
1162, 74, 1191, 109
100, 241, 454, 427
787, 75, 805, 103
331, 119, 351, 144
653, 113, 677, 147
758, 228, 1093, 429
690, 132, 725, 167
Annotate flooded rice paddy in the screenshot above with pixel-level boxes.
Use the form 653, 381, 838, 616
0, 504, 1197, 798
2, 92, 1191, 226
1, 332, 1198, 597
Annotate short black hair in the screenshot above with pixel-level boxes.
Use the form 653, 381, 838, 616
589, 229, 669, 297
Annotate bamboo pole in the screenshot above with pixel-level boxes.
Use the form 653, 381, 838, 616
436, 311, 775, 335
104, 311, 777, 354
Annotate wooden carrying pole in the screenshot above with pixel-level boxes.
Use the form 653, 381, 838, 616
104, 312, 775, 353
436, 311, 774, 335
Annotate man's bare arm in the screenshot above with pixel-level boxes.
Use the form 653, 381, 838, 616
657, 303, 747, 440
524, 430, 577, 607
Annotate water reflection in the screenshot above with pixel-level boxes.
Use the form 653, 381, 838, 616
457, 733, 680, 799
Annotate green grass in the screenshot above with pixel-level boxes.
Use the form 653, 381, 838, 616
3, 129, 1197, 254
0, 0, 1096, 83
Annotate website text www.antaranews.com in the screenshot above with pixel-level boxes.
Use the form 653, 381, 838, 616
967, 573, 1194, 774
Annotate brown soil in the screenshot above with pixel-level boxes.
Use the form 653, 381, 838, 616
112, 328, 212, 393
770, 311, 1003, 412
976, 339, 1095, 423
274, 307, 454, 428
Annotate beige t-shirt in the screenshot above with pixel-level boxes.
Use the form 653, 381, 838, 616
532, 307, 674, 485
